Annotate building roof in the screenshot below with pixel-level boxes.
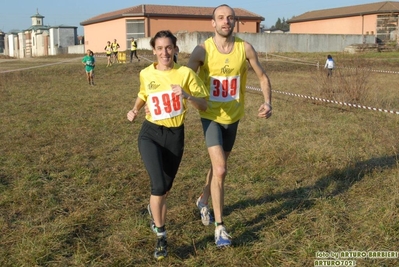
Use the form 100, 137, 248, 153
80, 4, 264, 26
288, 1, 399, 23
31, 11, 45, 19
25, 25, 50, 31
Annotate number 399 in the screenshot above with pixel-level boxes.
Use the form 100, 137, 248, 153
212, 78, 237, 97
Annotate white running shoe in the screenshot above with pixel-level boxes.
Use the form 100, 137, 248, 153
215, 226, 232, 248
196, 196, 214, 226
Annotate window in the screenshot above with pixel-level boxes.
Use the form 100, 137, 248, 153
126, 20, 145, 48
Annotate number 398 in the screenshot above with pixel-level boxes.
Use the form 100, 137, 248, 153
152, 93, 181, 115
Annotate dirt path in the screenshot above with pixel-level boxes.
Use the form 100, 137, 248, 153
0, 56, 82, 73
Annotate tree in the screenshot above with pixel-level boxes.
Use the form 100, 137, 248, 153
273, 17, 290, 31
275, 18, 282, 30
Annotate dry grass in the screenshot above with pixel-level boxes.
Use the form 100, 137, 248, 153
0, 51, 398, 266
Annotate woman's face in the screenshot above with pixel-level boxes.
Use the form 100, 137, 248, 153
153, 37, 175, 68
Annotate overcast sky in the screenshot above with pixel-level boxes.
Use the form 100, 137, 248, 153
0, 0, 382, 34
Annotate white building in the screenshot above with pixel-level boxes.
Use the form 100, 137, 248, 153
4, 10, 78, 58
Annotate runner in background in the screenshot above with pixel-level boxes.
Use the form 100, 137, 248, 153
104, 41, 112, 67
111, 39, 120, 64
82, 49, 95, 85
130, 38, 140, 62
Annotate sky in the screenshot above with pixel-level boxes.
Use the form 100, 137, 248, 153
0, 0, 385, 35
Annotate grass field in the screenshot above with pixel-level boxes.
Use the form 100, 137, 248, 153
0, 51, 398, 266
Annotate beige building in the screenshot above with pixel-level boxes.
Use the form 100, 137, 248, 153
80, 4, 264, 53
288, 1, 399, 43
4, 10, 78, 58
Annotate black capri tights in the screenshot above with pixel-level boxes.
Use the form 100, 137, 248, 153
138, 120, 185, 196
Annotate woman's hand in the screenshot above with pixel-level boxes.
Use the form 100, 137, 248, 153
171, 84, 190, 99
127, 109, 138, 122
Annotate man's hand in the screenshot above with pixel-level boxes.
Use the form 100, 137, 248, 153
258, 103, 272, 119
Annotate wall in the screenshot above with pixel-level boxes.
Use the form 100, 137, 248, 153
238, 32, 375, 53
290, 14, 377, 35
49, 28, 59, 56
83, 18, 129, 53
50, 28, 78, 56
8, 34, 16, 57
68, 44, 85, 54
18, 32, 25, 58
58, 28, 78, 47
0, 33, 4, 53
146, 17, 213, 37
137, 32, 376, 53
31, 31, 49, 57
145, 17, 259, 37
82, 17, 261, 53
2, 31, 377, 57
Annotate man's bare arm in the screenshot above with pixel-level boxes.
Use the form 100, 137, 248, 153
187, 44, 206, 72
245, 42, 272, 119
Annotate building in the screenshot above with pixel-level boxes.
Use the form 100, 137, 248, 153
262, 29, 289, 34
288, 1, 399, 43
0, 30, 5, 54
80, 4, 264, 53
4, 10, 78, 58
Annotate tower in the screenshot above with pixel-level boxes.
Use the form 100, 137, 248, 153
31, 9, 44, 27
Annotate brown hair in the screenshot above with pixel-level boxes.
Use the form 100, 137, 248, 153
150, 30, 177, 48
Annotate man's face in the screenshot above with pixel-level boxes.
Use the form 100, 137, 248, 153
212, 6, 235, 37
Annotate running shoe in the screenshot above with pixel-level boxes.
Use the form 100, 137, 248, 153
215, 226, 232, 248
154, 235, 168, 260
196, 196, 214, 226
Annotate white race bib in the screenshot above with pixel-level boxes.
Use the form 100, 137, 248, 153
209, 75, 240, 102
149, 90, 183, 121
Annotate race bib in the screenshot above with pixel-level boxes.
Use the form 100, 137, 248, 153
149, 90, 183, 120
209, 76, 240, 102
